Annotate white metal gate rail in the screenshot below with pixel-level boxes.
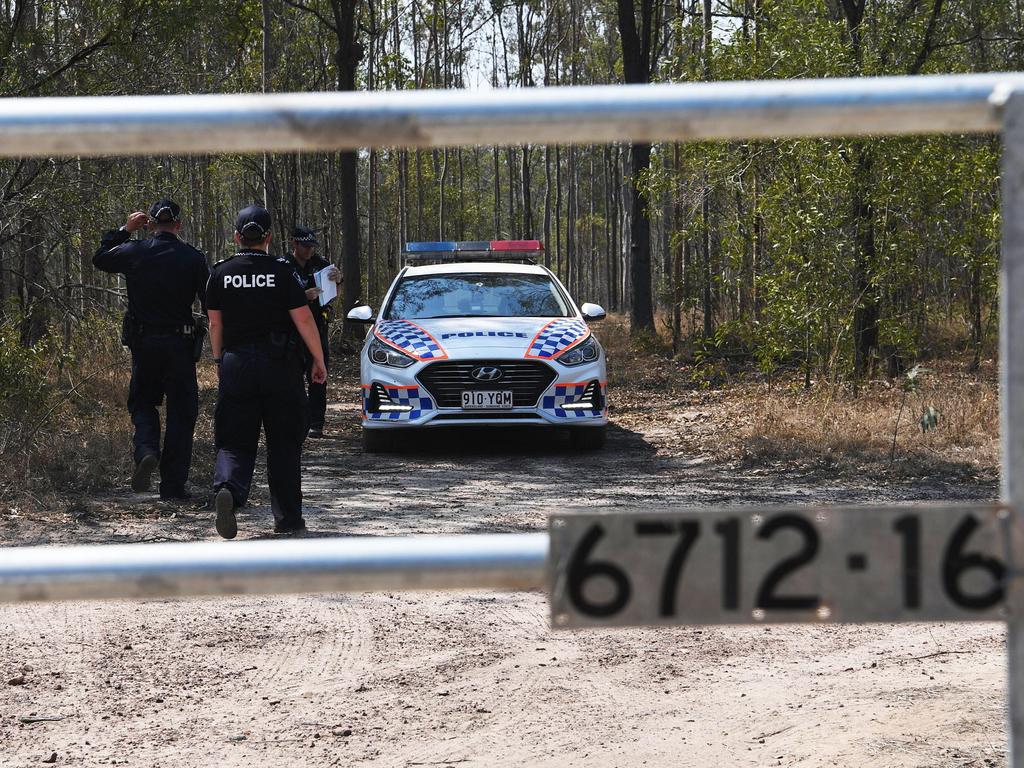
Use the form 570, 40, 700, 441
1, 73, 1023, 156
2, 70, 1024, 763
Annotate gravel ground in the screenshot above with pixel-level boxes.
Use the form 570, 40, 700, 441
0, 369, 1006, 767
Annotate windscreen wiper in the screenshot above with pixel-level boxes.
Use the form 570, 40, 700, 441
419, 314, 503, 319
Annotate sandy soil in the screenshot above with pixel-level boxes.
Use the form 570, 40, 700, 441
0, 369, 1006, 767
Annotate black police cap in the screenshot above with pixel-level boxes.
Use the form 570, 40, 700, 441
235, 205, 272, 242
293, 225, 318, 245
149, 198, 181, 224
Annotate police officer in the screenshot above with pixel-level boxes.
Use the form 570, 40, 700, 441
288, 225, 342, 438
206, 206, 326, 539
93, 198, 209, 500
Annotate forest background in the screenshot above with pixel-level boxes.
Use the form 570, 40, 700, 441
0, 0, 1019, 502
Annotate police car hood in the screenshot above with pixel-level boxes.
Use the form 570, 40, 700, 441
375, 316, 590, 361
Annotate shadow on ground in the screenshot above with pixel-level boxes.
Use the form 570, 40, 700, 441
365, 422, 652, 457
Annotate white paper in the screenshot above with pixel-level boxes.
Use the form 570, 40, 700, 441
314, 266, 338, 306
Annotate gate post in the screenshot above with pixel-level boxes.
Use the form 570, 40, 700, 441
1001, 89, 1024, 768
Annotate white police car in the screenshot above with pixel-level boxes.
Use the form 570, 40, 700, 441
347, 240, 608, 452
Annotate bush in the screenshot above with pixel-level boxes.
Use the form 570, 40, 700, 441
0, 311, 133, 507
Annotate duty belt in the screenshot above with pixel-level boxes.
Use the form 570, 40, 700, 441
136, 321, 196, 337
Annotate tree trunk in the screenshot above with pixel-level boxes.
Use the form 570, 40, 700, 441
493, 147, 502, 236
672, 144, 683, 351
543, 146, 552, 268
835, 0, 881, 379
617, 0, 657, 334
521, 147, 533, 237
851, 145, 879, 377
330, 0, 363, 334
702, 184, 713, 338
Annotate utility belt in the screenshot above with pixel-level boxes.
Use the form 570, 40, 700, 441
122, 314, 206, 362
225, 330, 302, 362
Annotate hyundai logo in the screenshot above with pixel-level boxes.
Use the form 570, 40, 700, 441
471, 366, 504, 382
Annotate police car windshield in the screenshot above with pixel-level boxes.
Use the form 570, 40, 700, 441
385, 273, 572, 320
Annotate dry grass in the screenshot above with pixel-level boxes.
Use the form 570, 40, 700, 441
0, 316, 129, 510
730, 362, 999, 480
0, 315, 219, 513
595, 313, 999, 481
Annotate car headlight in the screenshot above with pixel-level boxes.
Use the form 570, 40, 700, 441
557, 336, 600, 366
368, 338, 416, 368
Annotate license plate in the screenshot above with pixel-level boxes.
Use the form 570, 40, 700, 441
462, 390, 514, 409
548, 505, 1009, 628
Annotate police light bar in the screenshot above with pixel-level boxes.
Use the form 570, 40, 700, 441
403, 240, 544, 261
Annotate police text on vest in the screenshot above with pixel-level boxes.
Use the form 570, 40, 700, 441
224, 274, 276, 288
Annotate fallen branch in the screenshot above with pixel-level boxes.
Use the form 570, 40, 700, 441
907, 650, 973, 662
753, 725, 794, 740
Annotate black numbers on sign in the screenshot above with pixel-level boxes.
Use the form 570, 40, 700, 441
714, 519, 741, 610
892, 515, 922, 609
942, 515, 1005, 610
755, 514, 821, 610
563, 510, 1007, 623
566, 524, 631, 617
636, 521, 701, 616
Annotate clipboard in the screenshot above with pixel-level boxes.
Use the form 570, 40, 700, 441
313, 266, 338, 306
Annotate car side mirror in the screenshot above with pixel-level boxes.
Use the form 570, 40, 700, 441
580, 303, 606, 322
346, 305, 375, 323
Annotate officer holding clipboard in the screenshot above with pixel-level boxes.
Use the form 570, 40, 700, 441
288, 225, 342, 438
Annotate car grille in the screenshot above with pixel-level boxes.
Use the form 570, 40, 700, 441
417, 360, 557, 408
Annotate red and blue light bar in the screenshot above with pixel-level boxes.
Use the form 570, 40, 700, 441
403, 240, 544, 253
402, 240, 544, 262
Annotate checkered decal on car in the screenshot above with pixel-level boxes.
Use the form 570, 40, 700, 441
524, 319, 590, 359
540, 382, 607, 419
363, 385, 435, 421
374, 320, 448, 361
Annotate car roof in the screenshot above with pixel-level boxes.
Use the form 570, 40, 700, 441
402, 261, 551, 277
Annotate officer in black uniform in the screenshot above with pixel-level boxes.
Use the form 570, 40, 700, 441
288, 226, 342, 438
206, 206, 327, 539
93, 199, 210, 499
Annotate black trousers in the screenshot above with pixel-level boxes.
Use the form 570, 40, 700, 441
213, 343, 309, 527
127, 334, 199, 496
305, 324, 330, 430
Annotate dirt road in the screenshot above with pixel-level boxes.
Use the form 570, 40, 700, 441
0, 380, 1006, 767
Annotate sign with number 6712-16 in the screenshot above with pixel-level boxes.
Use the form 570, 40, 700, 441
548, 506, 1011, 629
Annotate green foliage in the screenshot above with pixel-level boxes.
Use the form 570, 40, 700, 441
0, 310, 60, 428
901, 365, 926, 394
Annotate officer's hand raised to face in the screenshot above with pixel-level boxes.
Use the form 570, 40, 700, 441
124, 211, 149, 233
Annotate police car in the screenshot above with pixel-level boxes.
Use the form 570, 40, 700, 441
347, 240, 608, 452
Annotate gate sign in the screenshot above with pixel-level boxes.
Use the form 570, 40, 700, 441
548, 505, 1010, 629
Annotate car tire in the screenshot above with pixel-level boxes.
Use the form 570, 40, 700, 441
362, 428, 394, 453
569, 426, 606, 451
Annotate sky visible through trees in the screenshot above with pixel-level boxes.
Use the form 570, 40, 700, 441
1, 0, 1022, 380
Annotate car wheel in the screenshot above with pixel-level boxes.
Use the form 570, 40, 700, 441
362, 428, 394, 453
569, 426, 606, 451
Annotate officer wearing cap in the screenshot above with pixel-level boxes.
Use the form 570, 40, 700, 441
93, 198, 210, 500
288, 225, 342, 438
206, 205, 327, 539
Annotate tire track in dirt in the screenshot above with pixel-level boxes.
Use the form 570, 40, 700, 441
195, 595, 375, 702
1, 602, 109, 679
